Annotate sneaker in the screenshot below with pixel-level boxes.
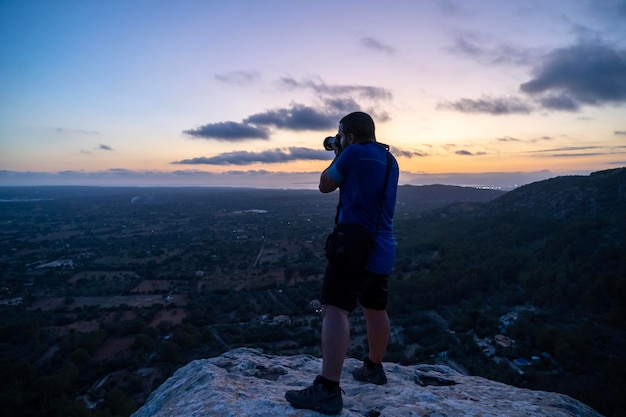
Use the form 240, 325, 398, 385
285, 376, 343, 415
352, 357, 387, 385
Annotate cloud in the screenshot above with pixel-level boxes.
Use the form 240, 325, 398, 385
590, 0, 626, 18
447, 35, 536, 66
520, 42, 626, 109
392, 148, 428, 158
215, 70, 260, 85
243, 104, 340, 131
437, 96, 533, 114
455, 150, 473, 156
279, 77, 393, 101
54, 127, 99, 135
445, 40, 626, 114
184, 77, 393, 141
172, 147, 332, 166
497, 136, 553, 144
530, 136, 554, 143
174, 144, 425, 168
543, 152, 609, 158
183, 97, 392, 141
183, 121, 270, 141
99, 144, 113, 151
497, 136, 522, 142
528, 146, 610, 157
360, 37, 395, 55
536, 94, 580, 111
435, 0, 462, 14
531, 146, 602, 153
615, 130, 626, 135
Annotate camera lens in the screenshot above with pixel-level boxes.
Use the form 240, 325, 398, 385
323, 136, 336, 151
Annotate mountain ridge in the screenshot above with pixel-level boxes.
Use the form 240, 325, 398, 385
486, 167, 625, 219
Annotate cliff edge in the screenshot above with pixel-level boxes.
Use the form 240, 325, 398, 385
131, 348, 603, 417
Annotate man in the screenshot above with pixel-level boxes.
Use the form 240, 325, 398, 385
285, 111, 399, 415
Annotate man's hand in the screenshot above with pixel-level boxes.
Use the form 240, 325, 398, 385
332, 141, 342, 157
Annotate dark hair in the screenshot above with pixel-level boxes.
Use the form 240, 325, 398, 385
339, 112, 375, 141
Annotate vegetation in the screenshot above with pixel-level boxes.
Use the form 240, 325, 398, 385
0, 168, 624, 417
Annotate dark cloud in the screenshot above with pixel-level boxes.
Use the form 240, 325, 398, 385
591, 0, 626, 18
322, 97, 391, 123
241, 100, 390, 131
392, 148, 428, 158
538, 95, 580, 110
185, 77, 393, 141
437, 96, 533, 114
99, 144, 113, 151
323, 97, 364, 114
215, 70, 260, 85
614, 130, 626, 135
183, 98, 392, 141
446, 39, 626, 114
243, 104, 340, 130
520, 43, 626, 109
172, 147, 332, 166
360, 37, 395, 55
183, 121, 270, 141
279, 77, 393, 101
455, 150, 473, 156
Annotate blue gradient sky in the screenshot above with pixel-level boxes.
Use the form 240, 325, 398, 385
1, 0, 625, 189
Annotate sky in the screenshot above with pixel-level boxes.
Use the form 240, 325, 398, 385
1, 0, 625, 190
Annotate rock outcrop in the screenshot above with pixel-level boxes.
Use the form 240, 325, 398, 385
131, 348, 602, 417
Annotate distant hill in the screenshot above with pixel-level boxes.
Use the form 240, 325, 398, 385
396, 184, 506, 213
485, 167, 626, 220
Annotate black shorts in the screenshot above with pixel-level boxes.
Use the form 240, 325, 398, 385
320, 262, 389, 312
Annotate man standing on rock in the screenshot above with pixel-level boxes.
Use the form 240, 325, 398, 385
285, 111, 399, 414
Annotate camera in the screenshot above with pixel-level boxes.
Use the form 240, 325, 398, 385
323, 134, 341, 152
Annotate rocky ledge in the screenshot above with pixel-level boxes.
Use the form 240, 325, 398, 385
131, 348, 602, 417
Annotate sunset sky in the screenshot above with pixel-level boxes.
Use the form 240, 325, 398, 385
1, 0, 625, 189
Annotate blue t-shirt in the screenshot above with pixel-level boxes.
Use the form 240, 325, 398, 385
327, 142, 399, 274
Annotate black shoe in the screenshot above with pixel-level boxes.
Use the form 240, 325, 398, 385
285, 376, 343, 415
352, 357, 387, 385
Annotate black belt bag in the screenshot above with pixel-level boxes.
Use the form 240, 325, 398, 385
324, 223, 375, 272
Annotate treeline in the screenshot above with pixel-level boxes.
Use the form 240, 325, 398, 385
388, 190, 626, 416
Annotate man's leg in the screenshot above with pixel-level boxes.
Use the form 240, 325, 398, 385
362, 306, 389, 363
285, 304, 347, 414
321, 304, 350, 382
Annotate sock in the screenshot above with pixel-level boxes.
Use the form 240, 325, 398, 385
365, 356, 381, 369
315, 375, 340, 392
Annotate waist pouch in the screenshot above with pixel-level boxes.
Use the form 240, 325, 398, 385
324, 223, 374, 272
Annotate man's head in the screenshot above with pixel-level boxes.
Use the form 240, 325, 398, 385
338, 112, 376, 148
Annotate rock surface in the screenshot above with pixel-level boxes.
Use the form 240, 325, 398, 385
131, 348, 603, 417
